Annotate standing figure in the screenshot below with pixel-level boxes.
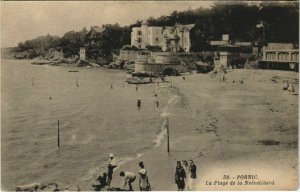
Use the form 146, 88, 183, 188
137, 99, 141, 110
182, 160, 190, 190
155, 101, 159, 108
111, 84, 113, 89
189, 160, 197, 190
136, 84, 139, 91
120, 171, 136, 191
138, 162, 151, 191
175, 161, 186, 191
107, 153, 117, 187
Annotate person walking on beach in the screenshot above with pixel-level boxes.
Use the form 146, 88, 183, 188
136, 84, 139, 92
137, 99, 141, 110
175, 161, 186, 191
155, 100, 159, 108
182, 160, 190, 190
107, 153, 118, 187
111, 84, 113, 89
120, 171, 136, 191
189, 160, 197, 190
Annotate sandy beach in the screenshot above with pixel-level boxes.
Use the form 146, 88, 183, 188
1, 59, 298, 190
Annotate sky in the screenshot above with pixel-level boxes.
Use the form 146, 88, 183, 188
1, 1, 214, 48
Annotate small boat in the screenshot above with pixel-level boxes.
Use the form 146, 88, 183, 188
126, 77, 153, 84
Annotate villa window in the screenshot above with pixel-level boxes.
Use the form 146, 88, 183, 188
138, 31, 142, 35
291, 53, 298, 61
155, 37, 159, 42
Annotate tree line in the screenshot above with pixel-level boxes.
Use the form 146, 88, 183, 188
15, 2, 298, 60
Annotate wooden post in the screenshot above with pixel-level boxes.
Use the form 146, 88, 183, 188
58, 120, 60, 147
166, 118, 170, 153
32, 77, 34, 86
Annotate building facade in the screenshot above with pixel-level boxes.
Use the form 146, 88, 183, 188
79, 47, 86, 60
131, 21, 195, 52
260, 43, 299, 71
134, 51, 181, 75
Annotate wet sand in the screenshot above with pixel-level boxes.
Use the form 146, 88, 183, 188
1, 60, 298, 190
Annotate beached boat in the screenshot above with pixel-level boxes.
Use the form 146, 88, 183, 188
126, 77, 153, 84
31, 60, 62, 65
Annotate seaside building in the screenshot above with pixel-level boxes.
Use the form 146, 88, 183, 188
134, 52, 181, 75
210, 34, 230, 46
260, 43, 299, 71
131, 21, 195, 53
216, 45, 241, 68
79, 47, 86, 60
211, 34, 254, 69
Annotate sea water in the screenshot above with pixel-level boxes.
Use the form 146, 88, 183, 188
1, 59, 163, 190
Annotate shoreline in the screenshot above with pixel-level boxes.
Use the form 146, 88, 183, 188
1, 59, 298, 191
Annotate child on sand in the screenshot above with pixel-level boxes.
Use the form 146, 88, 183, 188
120, 171, 136, 191
97, 172, 107, 188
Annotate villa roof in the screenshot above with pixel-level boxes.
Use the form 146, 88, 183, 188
89, 26, 105, 33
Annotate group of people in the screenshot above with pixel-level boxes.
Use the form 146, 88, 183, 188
175, 160, 197, 191
98, 153, 151, 191
98, 153, 196, 191
119, 161, 151, 191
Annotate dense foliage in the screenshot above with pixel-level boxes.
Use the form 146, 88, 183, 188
86, 24, 131, 62
16, 2, 298, 59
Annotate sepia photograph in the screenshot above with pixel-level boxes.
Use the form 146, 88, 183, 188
1, 1, 299, 191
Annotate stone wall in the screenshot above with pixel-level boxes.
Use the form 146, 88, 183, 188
119, 50, 140, 61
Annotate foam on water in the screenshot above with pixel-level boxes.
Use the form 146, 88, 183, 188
160, 107, 170, 118
154, 94, 181, 147
153, 121, 168, 147
168, 95, 181, 105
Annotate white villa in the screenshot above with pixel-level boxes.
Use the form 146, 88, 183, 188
131, 21, 195, 52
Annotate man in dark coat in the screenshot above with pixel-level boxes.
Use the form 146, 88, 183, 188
175, 161, 186, 191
